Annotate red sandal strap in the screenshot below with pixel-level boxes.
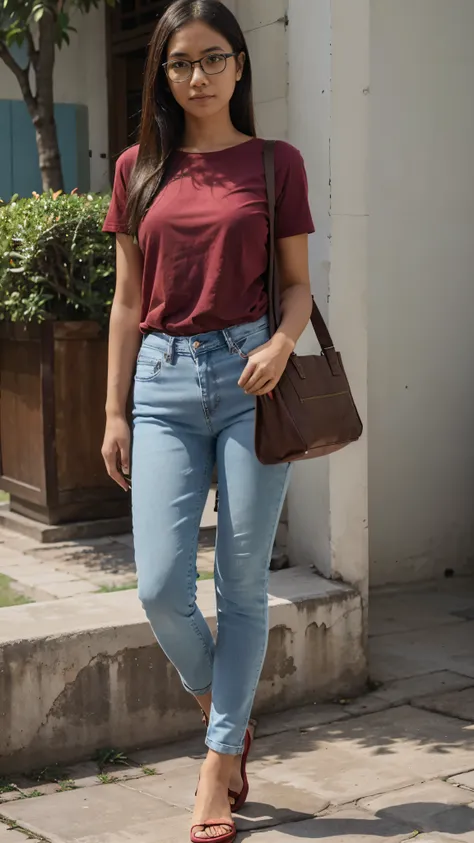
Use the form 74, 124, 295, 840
191, 821, 236, 842
191, 820, 235, 830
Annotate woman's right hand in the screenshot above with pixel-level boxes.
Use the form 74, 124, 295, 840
101, 415, 131, 492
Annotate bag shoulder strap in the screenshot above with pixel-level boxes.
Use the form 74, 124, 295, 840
262, 139, 336, 353
263, 140, 279, 333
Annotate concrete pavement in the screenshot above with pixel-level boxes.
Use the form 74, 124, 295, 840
1, 577, 474, 842
0, 489, 217, 601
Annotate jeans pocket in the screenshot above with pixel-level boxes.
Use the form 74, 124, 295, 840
234, 326, 270, 358
135, 354, 163, 382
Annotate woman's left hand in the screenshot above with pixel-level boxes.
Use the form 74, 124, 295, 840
238, 335, 294, 396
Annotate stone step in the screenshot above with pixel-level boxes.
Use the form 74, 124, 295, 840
0, 569, 365, 774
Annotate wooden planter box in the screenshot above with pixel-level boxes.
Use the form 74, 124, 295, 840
0, 321, 130, 525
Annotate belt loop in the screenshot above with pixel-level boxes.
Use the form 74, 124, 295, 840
223, 329, 248, 359
222, 329, 234, 354
164, 336, 175, 364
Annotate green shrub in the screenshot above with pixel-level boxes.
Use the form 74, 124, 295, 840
0, 191, 115, 325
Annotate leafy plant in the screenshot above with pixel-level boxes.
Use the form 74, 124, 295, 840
93, 748, 130, 770
0, 0, 117, 191
0, 191, 115, 324
56, 780, 77, 792
97, 773, 119, 785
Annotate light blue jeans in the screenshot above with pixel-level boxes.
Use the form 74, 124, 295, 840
131, 315, 290, 756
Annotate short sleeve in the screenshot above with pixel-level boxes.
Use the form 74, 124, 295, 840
274, 142, 315, 240
102, 146, 138, 234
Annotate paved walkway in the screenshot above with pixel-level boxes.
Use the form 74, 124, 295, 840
0, 490, 218, 601
1, 577, 474, 842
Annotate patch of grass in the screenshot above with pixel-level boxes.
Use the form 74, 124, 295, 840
141, 767, 156, 776
25, 765, 76, 796
0, 491, 9, 502
56, 780, 76, 792
197, 572, 214, 581
0, 574, 33, 608
93, 748, 129, 769
25, 790, 42, 798
0, 778, 17, 794
97, 773, 119, 785
98, 582, 137, 594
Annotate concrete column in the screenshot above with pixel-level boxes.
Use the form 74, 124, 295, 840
79, 4, 109, 191
235, 0, 289, 139
286, 0, 369, 600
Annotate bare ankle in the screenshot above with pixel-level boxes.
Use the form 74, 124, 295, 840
202, 752, 234, 783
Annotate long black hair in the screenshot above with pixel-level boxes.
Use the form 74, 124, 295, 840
127, 0, 256, 234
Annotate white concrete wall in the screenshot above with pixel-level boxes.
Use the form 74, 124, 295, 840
286, 0, 369, 600
369, 0, 474, 585
76, 5, 109, 191
0, 5, 109, 191
285, 0, 332, 577
235, 0, 288, 139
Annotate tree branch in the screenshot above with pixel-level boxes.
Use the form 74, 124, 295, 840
37, 9, 56, 103
0, 40, 37, 116
26, 28, 39, 73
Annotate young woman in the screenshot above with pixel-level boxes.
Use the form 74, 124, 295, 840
102, 1, 314, 840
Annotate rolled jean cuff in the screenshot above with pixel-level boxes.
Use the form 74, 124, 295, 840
205, 736, 245, 756
182, 680, 213, 696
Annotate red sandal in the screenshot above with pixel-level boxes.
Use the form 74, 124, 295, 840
200, 711, 256, 813
190, 819, 236, 843
229, 726, 253, 813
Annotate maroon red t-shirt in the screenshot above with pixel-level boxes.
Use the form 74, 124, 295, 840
103, 138, 314, 336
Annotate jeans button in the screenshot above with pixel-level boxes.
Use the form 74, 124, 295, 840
193, 341, 201, 349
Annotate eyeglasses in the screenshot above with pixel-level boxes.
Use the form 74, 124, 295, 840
163, 52, 239, 83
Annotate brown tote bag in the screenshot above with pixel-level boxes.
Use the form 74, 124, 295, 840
255, 141, 363, 465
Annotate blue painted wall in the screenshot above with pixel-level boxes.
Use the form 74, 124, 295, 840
0, 100, 90, 200
0, 101, 13, 200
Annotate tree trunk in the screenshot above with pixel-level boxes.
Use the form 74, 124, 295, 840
34, 111, 64, 193
35, 12, 64, 193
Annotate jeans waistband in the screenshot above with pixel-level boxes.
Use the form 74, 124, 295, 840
141, 314, 269, 358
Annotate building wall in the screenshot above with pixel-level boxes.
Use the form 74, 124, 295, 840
285, 0, 369, 601
235, 0, 288, 140
369, 0, 474, 584
76, 5, 109, 192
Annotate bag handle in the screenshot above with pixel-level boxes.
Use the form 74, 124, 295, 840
263, 140, 336, 354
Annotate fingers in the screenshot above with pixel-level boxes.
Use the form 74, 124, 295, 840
102, 443, 130, 492
120, 444, 130, 477
254, 383, 276, 397
238, 360, 256, 390
242, 366, 276, 395
246, 378, 274, 395
120, 445, 131, 490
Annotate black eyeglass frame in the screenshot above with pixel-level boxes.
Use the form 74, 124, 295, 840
162, 52, 239, 82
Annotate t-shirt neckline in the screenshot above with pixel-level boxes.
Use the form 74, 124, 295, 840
177, 137, 260, 157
